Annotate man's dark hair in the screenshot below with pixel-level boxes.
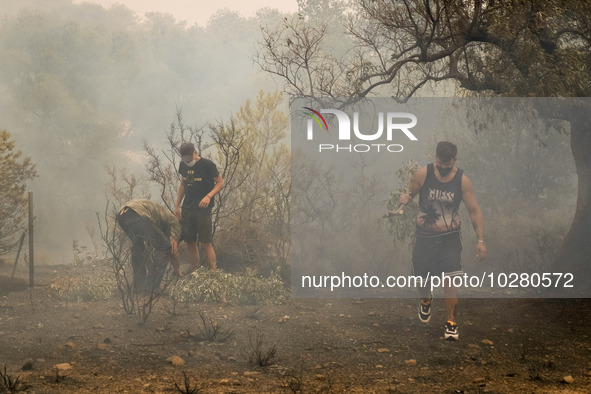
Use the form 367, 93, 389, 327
436, 141, 457, 162
179, 142, 195, 156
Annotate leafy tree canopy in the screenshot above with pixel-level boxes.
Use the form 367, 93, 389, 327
257, 0, 591, 281
0, 131, 36, 255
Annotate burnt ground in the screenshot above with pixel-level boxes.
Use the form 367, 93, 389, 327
0, 262, 590, 393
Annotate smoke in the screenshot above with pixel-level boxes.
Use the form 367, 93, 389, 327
0, 1, 287, 263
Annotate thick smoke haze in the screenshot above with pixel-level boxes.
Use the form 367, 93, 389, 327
0, 0, 288, 262
72, 0, 299, 27
0, 0, 577, 276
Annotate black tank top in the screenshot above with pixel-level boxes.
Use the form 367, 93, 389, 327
416, 163, 463, 237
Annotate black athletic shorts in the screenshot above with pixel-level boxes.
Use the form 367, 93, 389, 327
180, 207, 213, 243
412, 231, 463, 278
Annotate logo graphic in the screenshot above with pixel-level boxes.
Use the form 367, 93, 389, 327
303, 107, 328, 133
302, 107, 418, 153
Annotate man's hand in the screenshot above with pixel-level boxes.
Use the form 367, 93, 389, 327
383, 207, 404, 218
383, 192, 411, 218
174, 205, 181, 219
477, 242, 487, 261
199, 195, 211, 208
399, 193, 412, 206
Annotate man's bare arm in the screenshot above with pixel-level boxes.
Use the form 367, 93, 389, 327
462, 175, 487, 260
399, 166, 427, 205
199, 176, 225, 208
174, 182, 184, 218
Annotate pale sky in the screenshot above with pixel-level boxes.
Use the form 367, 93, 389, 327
74, 0, 299, 26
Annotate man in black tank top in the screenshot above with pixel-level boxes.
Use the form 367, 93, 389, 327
399, 142, 487, 340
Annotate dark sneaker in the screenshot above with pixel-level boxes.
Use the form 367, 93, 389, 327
418, 299, 432, 323
444, 321, 459, 340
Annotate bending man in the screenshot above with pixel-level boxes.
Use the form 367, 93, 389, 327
117, 199, 181, 292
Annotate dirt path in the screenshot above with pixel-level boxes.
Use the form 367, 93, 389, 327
1, 264, 590, 393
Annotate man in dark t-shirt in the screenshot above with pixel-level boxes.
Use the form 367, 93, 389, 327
174, 142, 224, 271
399, 141, 486, 340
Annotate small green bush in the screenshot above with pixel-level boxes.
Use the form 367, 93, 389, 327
169, 268, 287, 305
50, 265, 115, 302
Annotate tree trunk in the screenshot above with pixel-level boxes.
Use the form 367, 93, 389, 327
554, 113, 591, 294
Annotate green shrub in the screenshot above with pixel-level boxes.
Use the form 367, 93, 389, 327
169, 268, 287, 305
50, 265, 115, 301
